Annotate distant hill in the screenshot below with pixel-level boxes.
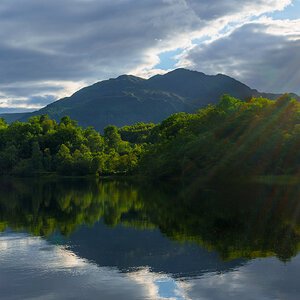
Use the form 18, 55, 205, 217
0, 112, 31, 124
0, 68, 296, 132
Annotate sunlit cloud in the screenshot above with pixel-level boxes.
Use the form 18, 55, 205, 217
177, 17, 300, 94
0, 80, 87, 111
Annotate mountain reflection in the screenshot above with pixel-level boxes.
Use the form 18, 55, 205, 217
0, 177, 299, 262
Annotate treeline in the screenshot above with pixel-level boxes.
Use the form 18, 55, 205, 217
139, 93, 300, 179
1, 94, 300, 178
0, 115, 146, 176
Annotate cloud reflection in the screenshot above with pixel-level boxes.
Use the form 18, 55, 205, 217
0, 229, 299, 300
180, 256, 300, 300
0, 231, 189, 300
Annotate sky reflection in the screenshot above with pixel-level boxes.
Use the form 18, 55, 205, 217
0, 230, 299, 300
182, 256, 300, 300
0, 231, 187, 300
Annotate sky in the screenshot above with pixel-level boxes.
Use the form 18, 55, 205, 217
0, 0, 299, 113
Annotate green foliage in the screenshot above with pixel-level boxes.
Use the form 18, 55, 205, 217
0, 114, 143, 176
139, 94, 300, 179
118, 122, 155, 143
0, 117, 8, 129
103, 125, 122, 149
31, 141, 43, 171
1, 94, 300, 179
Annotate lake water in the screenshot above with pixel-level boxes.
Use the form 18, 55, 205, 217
0, 178, 299, 300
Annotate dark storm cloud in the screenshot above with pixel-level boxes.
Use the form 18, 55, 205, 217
0, 0, 192, 83
0, 0, 291, 110
180, 19, 300, 94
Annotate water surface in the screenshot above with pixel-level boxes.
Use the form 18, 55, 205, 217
0, 178, 299, 299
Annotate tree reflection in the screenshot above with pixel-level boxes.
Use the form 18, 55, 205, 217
0, 178, 299, 261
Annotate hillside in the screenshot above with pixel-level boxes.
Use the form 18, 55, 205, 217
0, 69, 293, 132
0, 112, 31, 124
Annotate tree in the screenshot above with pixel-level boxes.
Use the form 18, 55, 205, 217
43, 148, 52, 171
56, 144, 72, 175
60, 115, 78, 127
103, 125, 122, 149
84, 127, 104, 153
91, 155, 105, 175
31, 141, 43, 171
0, 118, 8, 129
0, 144, 18, 174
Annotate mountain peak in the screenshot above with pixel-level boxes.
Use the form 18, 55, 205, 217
150, 68, 205, 80
168, 68, 194, 74
1, 68, 289, 130
115, 74, 145, 82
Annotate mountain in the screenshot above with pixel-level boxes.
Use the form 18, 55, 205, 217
0, 68, 295, 132
18, 74, 190, 131
146, 69, 256, 107
0, 112, 31, 124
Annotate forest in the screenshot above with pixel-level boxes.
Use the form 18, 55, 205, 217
0, 94, 300, 179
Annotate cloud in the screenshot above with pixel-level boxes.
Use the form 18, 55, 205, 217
0, 85, 62, 98
0, 0, 293, 111
178, 18, 300, 94
0, 80, 86, 112
185, 0, 290, 21
0, 107, 34, 114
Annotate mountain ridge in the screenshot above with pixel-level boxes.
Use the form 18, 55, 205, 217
1, 68, 297, 131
